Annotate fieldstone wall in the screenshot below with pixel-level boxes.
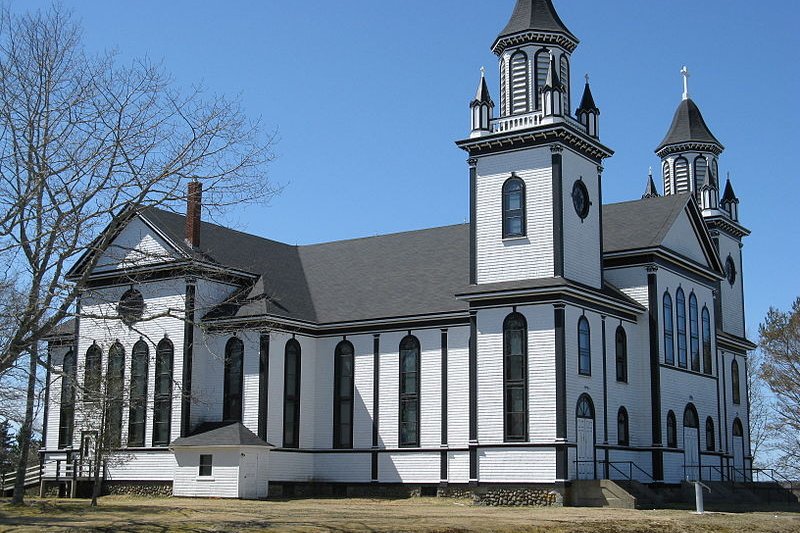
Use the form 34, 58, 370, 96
102, 481, 172, 497
473, 487, 563, 507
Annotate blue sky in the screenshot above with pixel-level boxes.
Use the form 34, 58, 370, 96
9, 0, 800, 338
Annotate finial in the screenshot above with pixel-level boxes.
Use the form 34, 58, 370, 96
649, 166, 653, 177
585, 73, 590, 84
681, 66, 690, 101
480, 66, 485, 77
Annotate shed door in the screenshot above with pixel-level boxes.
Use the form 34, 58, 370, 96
240, 452, 258, 499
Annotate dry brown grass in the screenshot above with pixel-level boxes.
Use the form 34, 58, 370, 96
1, 496, 799, 533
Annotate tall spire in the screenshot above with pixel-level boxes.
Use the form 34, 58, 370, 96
642, 168, 660, 199
543, 55, 562, 90
470, 67, 494, 137
576, 74, 600, 138
473, 66, 493, 105
576, 74, 598, 113
492, 0, 578, 54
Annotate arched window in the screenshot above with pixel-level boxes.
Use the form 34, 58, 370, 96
702, 307, 712, 374
674, 157, 690, 193
683, 405, 699, 429
577, 394, 594, 419
58, 351, 76, 449
578, 316, 591, 376
694, 156, 708, 195
615, 326, 628, 383
663, 161, 672, 195
534, 49, 550, 110
128, 340, 149, 447
333, 341, 355, 449
666, 411, 677, 448
510, 51, 530, 114
224, 337, 244, 422
502, 177, 526, 238
731, 359, 741, 404
503, 313, 528, 442
663, 292, 675, 365
153, 338, 174, 447
399, 335, 420, 447
733, 418, 743, 437
283, 339, 302, 448
106, 343, 125, 448
706, 417, 716, 451
560, 55, 570, 114
84, 343, 102, 399
689, 293, 700, 372
617, 407, 630, 446
676, 288, 688, 368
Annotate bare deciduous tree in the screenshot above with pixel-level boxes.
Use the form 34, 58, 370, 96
746, 350, 771, 467
0, 4, 277, 504
758, 297, 800, 478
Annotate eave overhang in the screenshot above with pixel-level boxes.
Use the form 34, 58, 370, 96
716, 330, 757, 353
656, 141, 724, 159
603, 247, 724, 284
492, 30, 578, 55
705, 216, 751, 240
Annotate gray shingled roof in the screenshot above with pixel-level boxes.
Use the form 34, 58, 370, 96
497, 0, 577, 42
171, 421, 272, 448
602, 194, 688, 253
656, 98, 722, 152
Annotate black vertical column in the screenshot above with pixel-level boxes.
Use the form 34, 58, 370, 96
371, 334, 380, 482
440, 329, 449, 482
601, 316, 609, 478
181, 279, 196, 438
257, 333, 270, 442
469, 311, 478, 482
469, 158, 478, 285
647, 266, 664, 481
554, 304, 568, 481
551, 146, 564, 278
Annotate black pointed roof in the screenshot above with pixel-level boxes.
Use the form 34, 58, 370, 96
472, 71, 493, 105
642, 173, 660, 199
577, 81, 598, 113
497, 0, 577, 43
656, 98, 722, 153
721, 178, 738, 204
543, 55, 562, 90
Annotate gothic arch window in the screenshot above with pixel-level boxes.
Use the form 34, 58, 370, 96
706, 417, 716, 451
663, 161, 672, 195
733, 417, 743, 437
689, 293, 700, 372
333, 340, 355, 449
702, 306, 713, 374
84, 343, 102, 398
560, 54, 570, 114
504, 312, 528, 442
676, 288, 688, 368
666, 410, 677, 448
128, 340, 149, 447
731, 359, 741, 405
694, 156, 708, 195
106, 343, 125, 448
58, 350, 76, 449
153, 338, 174, 447
617, 407, 629, 446
577, 394, 594, 420
534, 49, 550, 110
399, 335, 421, 447
510, 51, 530, 114
578, 316, 591, 376
674, 157, 690, 193
615, 326, 628, 383
224, 337, 244, 422
283, 339, 302, 448
683, 404, 699, 429
663, 292, 675, 365
502, 176, 526, 238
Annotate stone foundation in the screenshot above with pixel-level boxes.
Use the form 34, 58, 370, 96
103, 480, 172, 497
472, 487, 563, 507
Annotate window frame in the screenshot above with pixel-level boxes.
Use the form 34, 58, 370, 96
84, 343, 103, 400
223, 337, 244, 422
702, 306, 713, 374
689, 293, 700, 372
578, 316, 591, 376
706, 417, 716, 451
617, 407, 629, 446
283, 339, 302, 449
731, 359, 741, 405
128, 340, 149, 448
333, 340, 355, 449
58, 350, 77, 449
502, 176, 526, 239
663, 292, 675, 365
198, 454, 213, 477
153, 338, 174, 447
615, 326, 628, 383
666, 410, 677, 448
676, 288, 688, 369
106, 343, 125, 449
503, 312, 528, 442
398, 335, 421, 448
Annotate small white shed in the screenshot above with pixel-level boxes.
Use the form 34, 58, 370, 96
171, 422, 273, 499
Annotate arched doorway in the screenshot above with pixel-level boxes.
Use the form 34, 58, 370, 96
732, 418, 745, 481
576, 394, 595, 480
683, 404, 700, 481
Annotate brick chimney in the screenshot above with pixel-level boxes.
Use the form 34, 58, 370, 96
185, 180, 202, 249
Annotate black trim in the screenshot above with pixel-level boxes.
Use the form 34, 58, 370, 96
604, 252, 719, 285
659, 362, 718, 380
469, 312, 478, 483
469, 446, 477, 482
283, 339, 302, 449
552, 149, 564, 277
469, 159, 478, 285
440, 450, 448, 482
597, 168, 605, 285
258, 333, 270, 442
371, 451, 378, 482
181, 282, 196, 438
441, 329, 448, 446
152, 338, 174, 447
503, 312, 529, 442
83, 263, 251, 289
372, 335, 380, 448
223, 337, 245, 422
467, 292, 639, 323
502, 175, 527, 239
554, 305, 567, 480
601, 317, 609, 478
647, 268, 664, 481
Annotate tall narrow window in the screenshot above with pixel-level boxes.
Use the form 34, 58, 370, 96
153, 338, 174, 447
502, 177, 526, 238
674, 157, 690, 193
676, 288, 688, 368
333, 341, 355, 449
58, 351, 76, 449
503, 313, 528, 442
560, 55, 570, 114
283, 339, 301, 448
578, 316, 591, 376
689, 293, 700, 372
666, 411, 677, 448
534, 49, 550, 109
663, 161, 672, 195
664, 292, 675, 365
694, 156, 708, 198
615, 326, 628, 383
702, 307, 712, 374
223, 337, 244, 422
399, 336, 420, 447
731, 359, 741, 404
510, 51, 529, 114
706, 417, 716, 451
84, 344, 102, 399
712, 159, 719, 186
128, 340, 149, 447
617, 407, 629, 446
106, 343, 125, 448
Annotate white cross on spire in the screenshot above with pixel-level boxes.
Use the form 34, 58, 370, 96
480, 66, 485, 77
681, 66, 690, 101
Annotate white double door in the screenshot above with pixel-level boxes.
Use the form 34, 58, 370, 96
577, 418, 595, 480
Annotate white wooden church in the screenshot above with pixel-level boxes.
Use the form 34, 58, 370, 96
42, 0, 754, 500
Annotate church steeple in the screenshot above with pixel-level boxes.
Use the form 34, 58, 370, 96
642, 169, 660, 199
541, 55, 564, 117
470, 67, 495, 138
720, 175, 740, 222
576, 75, 599, 138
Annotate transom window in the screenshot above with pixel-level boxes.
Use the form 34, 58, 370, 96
577, 395, 594, 419
578, 316, 591, 376
503, 313, 528, 442
333, 341, 355, 449
502, 176, 526, 238
399, 336, 421, 447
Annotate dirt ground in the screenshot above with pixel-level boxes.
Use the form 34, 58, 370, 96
1, 496, 799, 533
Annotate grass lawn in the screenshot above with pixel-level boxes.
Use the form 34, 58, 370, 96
1, 496, 799, 533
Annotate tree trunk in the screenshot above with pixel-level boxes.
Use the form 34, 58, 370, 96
11, 350, 38, 505
90, 407, 106, 507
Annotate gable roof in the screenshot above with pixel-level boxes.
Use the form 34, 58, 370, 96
171, 421, 272, 448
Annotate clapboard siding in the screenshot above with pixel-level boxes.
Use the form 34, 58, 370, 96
44, 347, 71, 450
564, 306, 605, 444
561, 151, 602, 289
718, 236, 745, 337
525, 307, 557, 442
94, 217, 175, 272
447, 327, 470, 447
479, 448, 556, 483
662, 210, 709, 269
377, 332, 404, 448
106, 450, 177, 481
351, 335, 375, 450
313, 453, 371, 483
447, 451, 470, 483
476, 308, 505, 444
606, 449, 652, 483
418, 329, 442, 449
268, 450, 314, 482
173, 449, 238, 498
604, 267, 649, 307
379, 452, 440, 483
475, 149, 554, 284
